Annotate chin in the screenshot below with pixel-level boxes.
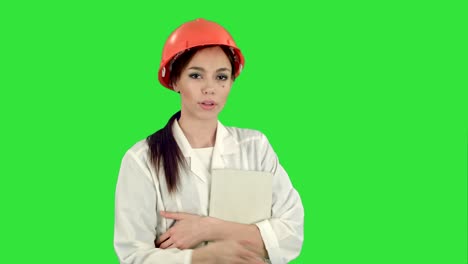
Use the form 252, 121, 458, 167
182, 106, 221, 121
195, 107, 221, 119
197, 112, 219, 121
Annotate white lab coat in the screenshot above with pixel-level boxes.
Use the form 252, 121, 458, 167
114, 120, 304, 264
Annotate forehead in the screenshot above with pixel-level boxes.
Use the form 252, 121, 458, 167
186, 46, 231, 69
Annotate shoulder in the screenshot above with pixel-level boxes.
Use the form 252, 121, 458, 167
122, 138, 150, 163
222, 125, 275, 156
223, 124, 279, 171
224, 125, 268, 145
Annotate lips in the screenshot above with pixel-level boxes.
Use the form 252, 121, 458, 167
199, 100, 216, 110
200, 100, 216, 106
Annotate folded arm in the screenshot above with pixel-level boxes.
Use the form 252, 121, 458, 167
158, 211, 267, 257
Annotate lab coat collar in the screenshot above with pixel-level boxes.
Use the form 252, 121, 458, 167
172, 119, 239, 182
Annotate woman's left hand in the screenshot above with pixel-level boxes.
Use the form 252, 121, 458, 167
156, 211, 208, 249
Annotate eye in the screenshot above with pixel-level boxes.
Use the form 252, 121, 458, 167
217, 74, 229, 81
189, 73, 202, 79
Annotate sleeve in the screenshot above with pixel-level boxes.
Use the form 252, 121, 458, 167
114, 150, 193, 264
254, 134, 305, 264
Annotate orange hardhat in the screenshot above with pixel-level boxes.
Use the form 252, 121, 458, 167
158, 18, 245, 90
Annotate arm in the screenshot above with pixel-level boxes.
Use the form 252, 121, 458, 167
156, 212, 266, 257
253, 134, 305, 264
205, 217, 268, 258
157, 211, 267, 257
192, 240, 265, 264
114, 150, 192, 264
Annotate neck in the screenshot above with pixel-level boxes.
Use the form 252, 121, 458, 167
178, 114, 217, 149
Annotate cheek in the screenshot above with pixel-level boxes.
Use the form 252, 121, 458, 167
221, 81, 232, 89
179, 83, 198, 102
219, 85, 232, 103
179, 89, 193, 105
221, 80, 232, 89
181, 92, 194, 104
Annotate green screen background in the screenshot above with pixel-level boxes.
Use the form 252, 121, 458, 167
1, 0, 466, 263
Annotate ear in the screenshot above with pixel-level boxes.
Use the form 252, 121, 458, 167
172, 83, 180, 93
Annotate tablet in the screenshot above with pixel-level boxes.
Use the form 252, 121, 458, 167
209, 169, 273, 224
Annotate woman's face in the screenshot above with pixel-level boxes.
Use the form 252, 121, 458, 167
173, 46, 233, 122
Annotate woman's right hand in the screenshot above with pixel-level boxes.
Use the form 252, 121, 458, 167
192, 240, 265, 264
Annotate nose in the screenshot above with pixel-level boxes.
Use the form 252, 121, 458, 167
203, 88, 214, 95
201, 80, 215, 95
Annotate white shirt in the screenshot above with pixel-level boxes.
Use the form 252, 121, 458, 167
192, 147, 213, 188
192, 147, 213, 171
114, 120, 304, 264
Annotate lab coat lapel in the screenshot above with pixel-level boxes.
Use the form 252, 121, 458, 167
172, 120, 207, 182
212, 121, 239, 170
190, 155, 209, 183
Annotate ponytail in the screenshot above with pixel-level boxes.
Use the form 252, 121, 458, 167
146, 111, 186, 193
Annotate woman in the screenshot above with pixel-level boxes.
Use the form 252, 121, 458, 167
114, 18, 304, 264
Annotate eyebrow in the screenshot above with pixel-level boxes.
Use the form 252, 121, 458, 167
187, 66, 231, 72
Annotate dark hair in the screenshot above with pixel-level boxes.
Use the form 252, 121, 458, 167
147, 45, 236, 193
169, 45, 236, 87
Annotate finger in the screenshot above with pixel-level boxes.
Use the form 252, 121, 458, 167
239, 240, 264, 258
251, 256, 266, 264
241, 255, 264, 264
155, 231, 170, 246
160, 211, 186, 220
167, 243, 179, 249
244, 253, 265, 264
237, 244, 258, 258
252, 258, 266, 264
159, 238, 173, 249
239, 251, 256, 261
240, 250, 260, 264
239, 240, 253, 246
